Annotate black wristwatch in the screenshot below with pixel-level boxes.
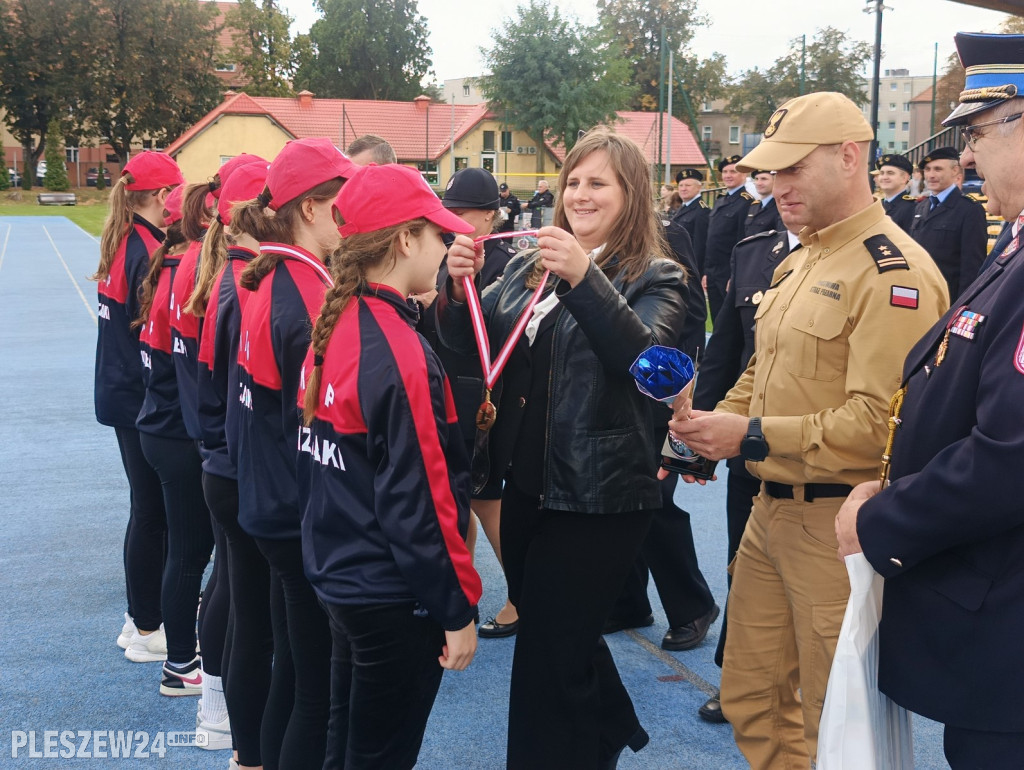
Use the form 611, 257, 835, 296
740, 417, 770, 462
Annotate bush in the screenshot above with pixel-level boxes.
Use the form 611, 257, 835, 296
43, 120, 69, 191
0, 143, 8, 191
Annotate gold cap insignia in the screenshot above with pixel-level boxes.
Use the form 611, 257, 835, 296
764, 108, 788, 138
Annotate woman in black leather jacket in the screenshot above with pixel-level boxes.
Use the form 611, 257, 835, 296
438, 126, 688, 769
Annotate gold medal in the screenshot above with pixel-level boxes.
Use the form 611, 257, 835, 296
475, 389, 497, 431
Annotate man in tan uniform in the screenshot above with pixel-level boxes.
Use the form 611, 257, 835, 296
668, 92, 949, 766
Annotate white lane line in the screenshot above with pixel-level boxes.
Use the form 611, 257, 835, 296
71, 219, 100, 243
43, 224, 97, 325
0, 223, 10, 273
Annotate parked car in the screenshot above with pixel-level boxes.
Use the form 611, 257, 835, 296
86, 167, 111, 187
961, 167, 983, 196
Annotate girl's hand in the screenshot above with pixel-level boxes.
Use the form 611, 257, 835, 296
446, 235, 484, 302
439, 620, 477, 671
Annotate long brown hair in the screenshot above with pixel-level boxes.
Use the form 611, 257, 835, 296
237, 178, 344, 292
180, 182, 213, 242
529, 126, 671, 288
92, 175, 163, 281
132, 222, 187, 329
302, 218, 428, 425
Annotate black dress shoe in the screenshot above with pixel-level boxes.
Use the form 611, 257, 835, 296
478, 617, 519, 638
698, 693, 728, 724
602, 613, 654, 635
602, 726, 650, 769
661, 604, 720, 651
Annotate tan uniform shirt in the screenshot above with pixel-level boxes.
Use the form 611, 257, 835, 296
716, 200, 949, 486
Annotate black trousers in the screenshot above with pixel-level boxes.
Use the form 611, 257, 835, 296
713, 468, 761, 668
501, 482, 652, 769
611, 475, 715, 628
707, 278, 727, 326
323, 601, 445, 770
139, 432, 214, 663
944, 724, 1024, 769
198, 513, 230, 675
114, 426, 166, 631
255, 536, 331, 770
203, 471, 273, 769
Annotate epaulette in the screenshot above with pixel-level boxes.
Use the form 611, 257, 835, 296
901, 194, 916, 201
740, 191, 753, 201
966, 192, 987, 204
699, 199, 709, 209
863, 234, 910, 272
749, 197, 762, 206
736, 229, 778, 246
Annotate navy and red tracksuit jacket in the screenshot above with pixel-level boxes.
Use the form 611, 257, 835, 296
137, 253, 189, 439
169, 240, 203, 441
237, 244, 331, 540
95, 215, 164, 427
197, 247, 257, 480
297, 284, 481, 631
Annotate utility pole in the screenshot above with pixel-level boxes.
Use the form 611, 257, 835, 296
658, 26, 666, 172
930, 42, 938, 134
664, 50, 673, 184
800, 35, 807, 96
864, 0, 889, 167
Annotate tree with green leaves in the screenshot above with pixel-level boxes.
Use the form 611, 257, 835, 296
0, 144, 8, 192
225, 0, 295, 96
481, 0, 635, 156
43, 119, 69, 191
294, 0, 433, 100
83, 0, 222, 167
596, 0, 726, 114
728, 27, 873, 132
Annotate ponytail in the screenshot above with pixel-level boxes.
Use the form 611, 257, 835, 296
92, 175, 152, 281
238, 178, 344, 291
180, 182, 213, 242
302, 217, 428, 425
185, 217, 227, 317
132, 222, 186, 329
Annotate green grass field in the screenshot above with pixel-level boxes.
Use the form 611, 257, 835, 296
0, 188, 109, 235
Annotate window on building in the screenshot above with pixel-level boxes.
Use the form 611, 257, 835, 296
216, 62, 236, 72
65, 147, 79, 163
419, 161, 438, 186
482, 156, 495, 173
903, 102, 911, 111
901, 141, 909, 151
482, 131, 495, 152
702, 101, 713, 112
888, 121, 896, 129
702, 126, 712, 141
890, 82, 897, 90
901, 122, 909, 131
729, 126, 739, 144
500, 131, 513, 152
889, 103, 897, 111
888, 142, 896, 149
455, 157, 469, 171
463, 84, 470, 97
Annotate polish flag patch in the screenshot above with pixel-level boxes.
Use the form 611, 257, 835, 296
1015, 322, 1024, 375
890, 285, 919, 309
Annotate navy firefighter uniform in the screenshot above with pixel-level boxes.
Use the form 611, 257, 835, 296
857, 212, 1024, 757
705, 182, 753, 322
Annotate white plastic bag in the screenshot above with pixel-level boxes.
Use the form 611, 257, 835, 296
817, 554, 914, 769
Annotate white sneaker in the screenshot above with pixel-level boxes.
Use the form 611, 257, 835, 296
117, 613, 136, 650
195, 703, 232, 750
124, 625, 167, 662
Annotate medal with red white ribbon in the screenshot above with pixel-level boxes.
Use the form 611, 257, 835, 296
463, 230, 547, 431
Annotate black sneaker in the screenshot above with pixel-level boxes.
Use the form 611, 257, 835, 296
160, 657, 202, 697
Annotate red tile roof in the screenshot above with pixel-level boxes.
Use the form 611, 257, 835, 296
167, 92, 706, 169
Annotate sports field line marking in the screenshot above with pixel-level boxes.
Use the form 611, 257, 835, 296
0, 223, 9, 273
624, 629, 719, 697
70, 219, 100, 243
43, 224, 97, 325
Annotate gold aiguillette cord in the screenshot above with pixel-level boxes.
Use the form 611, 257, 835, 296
879, 387, 906, 487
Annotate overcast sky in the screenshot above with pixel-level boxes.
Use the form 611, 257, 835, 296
278, 0, 1009, 84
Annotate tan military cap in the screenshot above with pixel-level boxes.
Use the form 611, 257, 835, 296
736, 92, 874, 173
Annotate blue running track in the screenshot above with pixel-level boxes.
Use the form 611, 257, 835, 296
0, 216, 950, 768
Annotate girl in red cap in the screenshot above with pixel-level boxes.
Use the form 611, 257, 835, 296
440, 126, 689, 768
93, 151, 182, 663
132, 184, 215, 698
233, 137, 355, 770
299, 162, 481, 769
195, 160, 278, 768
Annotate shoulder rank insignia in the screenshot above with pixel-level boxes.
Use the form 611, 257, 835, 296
772, 238, 785, 255
699, 199, 709, 209
736, 229, 777, 247
901, 194, 916, 201
864, 234, 910, 273
740, 191, 753, 201
966, 192, 987, 204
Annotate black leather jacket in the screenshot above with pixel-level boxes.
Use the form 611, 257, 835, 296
436, 250, 688, 514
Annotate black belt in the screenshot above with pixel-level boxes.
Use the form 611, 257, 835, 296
764, 482, 853, 503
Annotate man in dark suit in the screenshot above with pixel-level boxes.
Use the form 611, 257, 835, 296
873, 153, 917, 233
837, 31, 1024, 768
704, 155, 753, 321
910, 146, 988, 301
744, 170, 782, 237
672, 168, 710, 274
691, 226, 797, 723
497, 182, 521, 235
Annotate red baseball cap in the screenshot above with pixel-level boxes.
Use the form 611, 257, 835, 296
211, 153, 266, 199
163, 185, 186, 226
122, 152, 184, 191
266, 138, 356, 211
218, 161, 270, 226
336, 164, 472, 236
